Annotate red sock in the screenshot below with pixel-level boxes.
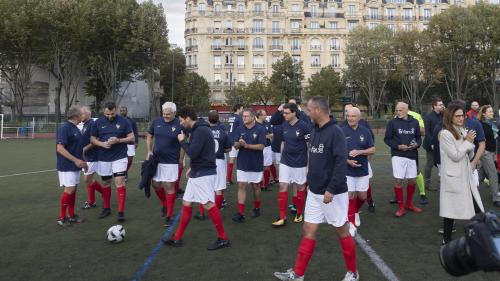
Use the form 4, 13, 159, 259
227, 163, 233, 182
167, 194, 176, 217
292, 195, 298, 206
406, 183, 416, 206
355, 197, 365, 213
270, 164, 277, 181
340, 236, 357, 273
126, 158, 132, 172
68, 192, 76, 217
208, 206, 228, 240
117, 186, 126, 213
296, 190, 305, 215
238, 203, 245, 215
59, 192, 70, 219
263, 169, 270, 187
293, 237, 316, 276
173, 206, 192, 240
367, 185, 373, 203
93, 181, 103, 194
86, 183, 96, 204
102, 187, 111, 209
215, 194, 224, 210
154, 188, 168, 207
394, 186, 403, 209
199, 204, 205, 215
254, 200, 261, 209
348, 198, 356, 225
497, 154, 500, 173
278, 191, 288, 219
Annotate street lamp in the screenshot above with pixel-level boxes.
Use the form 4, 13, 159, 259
171, 44, 178, 101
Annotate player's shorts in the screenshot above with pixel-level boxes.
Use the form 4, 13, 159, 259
237, 170, 263, 183
229, 147, 238, 158
83, 161, 99, 176
98, 158, 128, 177
347, 175, 370, 192
215, 159, 227, 191
127, 144, 135, 157
58, 171, 80, 187
304, 190, 348, 227
273, 152, 281, 164
391, 156, 417, 179
263, 146, 273, 166
368, 162, 373, 178
152, 163, 179, 182
183, 174, 216, 204
279, 164, 307, 185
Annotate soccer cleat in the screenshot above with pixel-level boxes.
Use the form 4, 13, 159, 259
349, 222, 357, 237
342, 271, 359, 281
161, 207, 166, 217
163, 216, 173, 227
207, 238, 230, 251
273, 268, 304, 281
419, 195, 429, 205
251, 208, 261, 218
354, 213, 361, 227
288, 204, 297, 214
293, 214, 303, 223
405, 204, 423, 213
221, 200, 228, 210
395, 207, 406, 217
232, 212, 245, 223
98, 208, 111, 219
83, 201, 97, 209
389, 198, 398, 204
272, 218, 287, 227
163, 238, 183, 247
56, 217, 70, 227
367, 201, 375, 213
117, 212, 125, 222
194, 213, 206, 221
68, 215, 85, 224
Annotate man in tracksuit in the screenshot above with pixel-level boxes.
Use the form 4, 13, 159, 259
274, 96, 358, 281
384, 101, 423, 217
163, 106, 229, 251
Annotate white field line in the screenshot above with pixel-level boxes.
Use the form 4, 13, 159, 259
355, 233, 401, 281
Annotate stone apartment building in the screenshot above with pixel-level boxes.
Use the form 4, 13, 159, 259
184, 0, 483, 104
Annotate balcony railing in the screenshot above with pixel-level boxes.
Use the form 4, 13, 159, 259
237, 64, 245, 69
213, 64, 222, 69
185, 28, 198, 34
236, 28, 246, 33
252, 64, 265, 68
223, 28, 234, 33
270, 45, 284, 50
268, 12, 285, 18
236, 45, 247, 50
186, 45, 198, 52
330, 45, 341, 50
211, 45, 222, 50
224, 63, 234, 68
290, 11, 304, 17
290, 28, 302, 33
419, 16, 431, 21
251, 28, 265, 33
252, 45, 264, 50
384, 15, 397, 21
291, 47, 301, 52
271, 28, 284, 33
252, 11, 265, 17
402, 16, 416, 21
310, 45, 322, 51
363, 15, 382, 20
311, 63, 321, 68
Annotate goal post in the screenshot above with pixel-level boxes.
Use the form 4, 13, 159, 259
0, 115, 36, 140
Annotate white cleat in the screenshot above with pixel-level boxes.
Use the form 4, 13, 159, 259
342, 271, 359, 281
354, 213, 361, 227
274, 268, 304, 281
349, 222, 357, 237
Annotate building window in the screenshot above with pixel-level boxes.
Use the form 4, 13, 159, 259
311, 38, 321, 50
253, 20, 264, 32
237, 56, 245, 67
331, 54, 340, 67
329, 22, 338, 30
272, 56, 280, 65
272, 5, 279, 14
253, 56, 265, 68
214, 56, 222, 68
348, 5, 356, 15
238, 73, 245, 82
403, 8, 413, 20
311, 5, 318, 17
214, 73, 221, 82
214, 21, 221, 30
292, 55, 301, 64
291, 38, 300, 50
225, 54, 233, 64
423, 9, 432, 20
271, 38, 282, 49
310, 21, 319, 29
404, 24, 412, 31
369, 23, 377, 30
387, 24, 396, 32
311, 55, 321, 67
237, 38, 245, 49
368, 8, 378, 20
254, 3, 262, 12
253, 37, 263, 49
292, 4, 300, 12
385, 8, 395, 20
272, 21, 280, 33
291, 21, 300, 30
347, 21, 358, 31
214, 4, 221, 12
226, 20, 233, 29
238, 4, 244, 14
330, 38, 340, 50
226, 4, 232, 11
225, 37, 232, 46
213, 38, 221, 49
198, 3, 206, 11
193, 55, 197, 65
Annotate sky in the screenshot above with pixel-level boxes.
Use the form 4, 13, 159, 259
139, 0, 185, 48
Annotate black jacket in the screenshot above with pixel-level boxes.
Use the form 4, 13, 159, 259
180, 120, 217, 178
423, 111, 442, 151
384, 115, 421, 160
138, 154, 160, 198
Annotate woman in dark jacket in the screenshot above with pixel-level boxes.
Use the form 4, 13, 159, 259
478, 105, 500, 207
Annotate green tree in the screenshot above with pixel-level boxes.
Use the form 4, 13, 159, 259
177, 72, 210, 114
225, 84, 249, 108
160, 47, 186, 106
306, 67, 345, 109
269, 53, 304, 102
243, 78, 274, 105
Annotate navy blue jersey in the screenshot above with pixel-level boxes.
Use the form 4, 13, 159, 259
257, 120, 272, 147
341, 124, 374, 177
281, 119, 311, 168
56, 121, 84, 171
341, 118, 374, 144
181, 120, 217, 178
91, 115, 133, 162
124, 116, 139, 144
148, 117, 182, 164
234, 123, 267, 172
81, 119, 98, 162
227, 113, 243, 140
271, 124, 282, 153
210, 122, 232, 160
384, 116, 421, 160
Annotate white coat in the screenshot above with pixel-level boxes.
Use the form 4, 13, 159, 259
439, 128, 484, 220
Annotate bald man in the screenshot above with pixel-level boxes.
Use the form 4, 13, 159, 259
384, 101, 423, 217
341, 108, 375, 233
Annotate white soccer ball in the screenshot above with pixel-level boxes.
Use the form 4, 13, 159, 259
107, 225, 125, 243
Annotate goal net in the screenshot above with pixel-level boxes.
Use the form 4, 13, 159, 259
0, 114, 35, 140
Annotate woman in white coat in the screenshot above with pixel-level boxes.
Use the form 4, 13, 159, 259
439, 104, 484, 244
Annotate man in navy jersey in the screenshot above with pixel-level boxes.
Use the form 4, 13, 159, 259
274, 96, 357, 281
227, 104, 244, 184
232, 109, 267, 222
119, 106, 138, 178
80, 106, 104, 210
146, 102, 184, 226
56, 106, 88, 226
272, 103, 310, 227
163, 106, 229, 251
91, 101, 134, 221
342, 107, 375, 235
256, 109, 274, 191
384, 101, 423, 217
270, 123, 282, 184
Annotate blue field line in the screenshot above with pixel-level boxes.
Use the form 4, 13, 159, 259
132, 212, 181, 281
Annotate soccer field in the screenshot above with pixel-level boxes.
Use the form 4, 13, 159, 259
0, 137, 498, 281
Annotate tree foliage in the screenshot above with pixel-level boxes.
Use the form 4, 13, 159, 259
306, 67, 344, 109
269, 53, 304, 102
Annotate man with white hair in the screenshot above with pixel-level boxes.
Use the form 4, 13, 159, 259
146, 102, 185, 226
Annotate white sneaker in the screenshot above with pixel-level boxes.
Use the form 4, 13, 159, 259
274, 268, 304, 281
342, 271, 359, 281
354, 213, 361, 227
349, 222, 357, 237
